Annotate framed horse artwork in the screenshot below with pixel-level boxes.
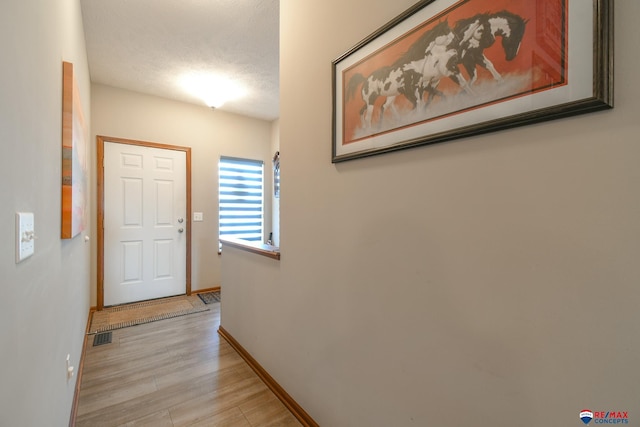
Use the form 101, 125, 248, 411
331, 0, 613, 162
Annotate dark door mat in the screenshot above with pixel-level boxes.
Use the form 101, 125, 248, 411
93, 332, 112, 346
197, 291, 221, 304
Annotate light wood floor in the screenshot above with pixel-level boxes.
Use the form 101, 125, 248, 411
75, 302, 302, 427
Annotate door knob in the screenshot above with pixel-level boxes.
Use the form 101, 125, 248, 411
178, 218, 184, 223
178, 228, 184, 233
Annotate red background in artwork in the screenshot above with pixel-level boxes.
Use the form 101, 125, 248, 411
341, 0, 566, 144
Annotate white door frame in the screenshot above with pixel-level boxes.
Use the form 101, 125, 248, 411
97, 135, 192, 310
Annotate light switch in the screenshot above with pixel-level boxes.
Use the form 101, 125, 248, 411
16, 212, 35, 263
193, 212, 203, 222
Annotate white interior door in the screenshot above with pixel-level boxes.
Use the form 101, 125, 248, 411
104, 141, 187, 306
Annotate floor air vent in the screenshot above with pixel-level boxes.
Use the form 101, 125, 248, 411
93, 332, 112, 346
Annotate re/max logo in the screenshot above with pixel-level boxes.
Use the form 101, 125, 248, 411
581, 409, 630, 425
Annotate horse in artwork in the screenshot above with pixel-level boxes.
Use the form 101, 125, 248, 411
453, 10, 528, 85
410, 25, 474, 109
346, 21, 465, 129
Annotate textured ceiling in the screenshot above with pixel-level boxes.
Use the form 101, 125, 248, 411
80, 0, 279, 121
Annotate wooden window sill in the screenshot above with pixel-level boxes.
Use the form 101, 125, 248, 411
219, 237, 280, 260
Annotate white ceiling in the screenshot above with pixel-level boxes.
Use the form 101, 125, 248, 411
80, 0, 279, 121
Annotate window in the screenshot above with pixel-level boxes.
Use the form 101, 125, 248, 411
218, 156, 264, 242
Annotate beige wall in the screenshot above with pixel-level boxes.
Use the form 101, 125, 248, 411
90, 84, 274, 305
0, 0, 91, 425
222, 1, 640, 425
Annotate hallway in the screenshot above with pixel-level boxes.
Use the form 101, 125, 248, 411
75, 303, 301, 426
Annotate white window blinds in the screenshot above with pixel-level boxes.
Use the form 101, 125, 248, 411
218, 156, 264, 242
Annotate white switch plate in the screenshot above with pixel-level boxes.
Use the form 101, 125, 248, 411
16, 212, 35, 263
193, 212, 203, 222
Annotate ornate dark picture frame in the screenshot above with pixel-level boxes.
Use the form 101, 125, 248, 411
331, 0, 613, 162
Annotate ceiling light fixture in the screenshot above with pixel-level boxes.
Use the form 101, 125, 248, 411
180, 72, 247, 109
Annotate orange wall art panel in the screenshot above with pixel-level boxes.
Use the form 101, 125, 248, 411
61, 61, 88, 239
